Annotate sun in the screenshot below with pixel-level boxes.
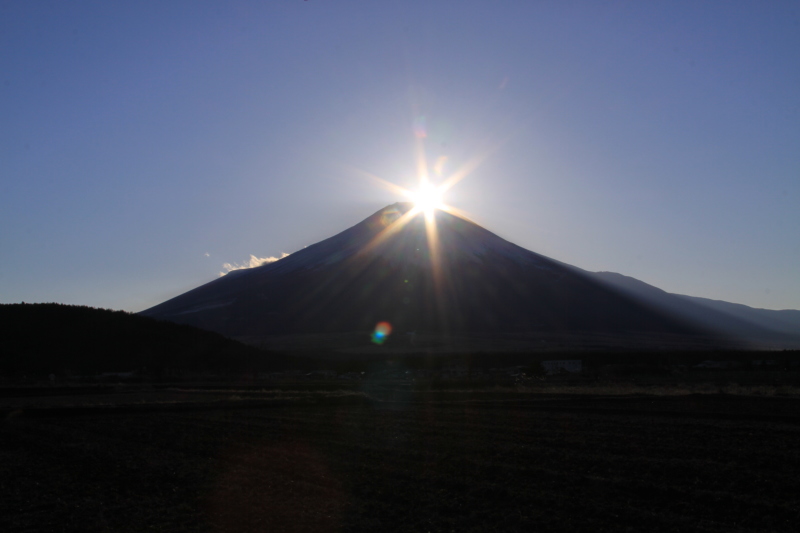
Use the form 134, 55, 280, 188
343, 115, 499, 330
411, 182, 444, 215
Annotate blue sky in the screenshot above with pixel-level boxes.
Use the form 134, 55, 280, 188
1, 1, 799, 312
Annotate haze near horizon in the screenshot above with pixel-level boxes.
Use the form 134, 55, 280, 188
1, 1, 798, 312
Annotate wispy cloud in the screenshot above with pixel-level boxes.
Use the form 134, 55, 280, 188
220, 253, 289, 276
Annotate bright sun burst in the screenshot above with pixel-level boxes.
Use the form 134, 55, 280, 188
344, 115, 502, 338
411, 182, 444, 215
347, 114, 500, 259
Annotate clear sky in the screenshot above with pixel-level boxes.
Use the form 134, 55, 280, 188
2, 1, 799, 312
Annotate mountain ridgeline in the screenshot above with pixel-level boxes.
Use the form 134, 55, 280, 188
140, 203, 800, 349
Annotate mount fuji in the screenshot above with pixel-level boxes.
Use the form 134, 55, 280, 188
141, 203, 800, 350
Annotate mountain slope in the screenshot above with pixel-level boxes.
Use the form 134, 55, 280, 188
590, 271, 800, 345
142, 203, 737, 346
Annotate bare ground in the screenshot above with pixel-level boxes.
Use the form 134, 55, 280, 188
2, 387, 799, 532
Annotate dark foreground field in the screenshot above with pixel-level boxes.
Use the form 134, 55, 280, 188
2, 387, 799, 532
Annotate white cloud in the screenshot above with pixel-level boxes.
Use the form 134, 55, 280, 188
219, 253, 290, 276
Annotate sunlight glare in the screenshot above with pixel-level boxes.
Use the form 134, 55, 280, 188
411, 182, 444, 215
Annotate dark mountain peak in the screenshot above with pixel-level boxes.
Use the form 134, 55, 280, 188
139, 204, 800, 349
250, 203, 530, 276
141, 204, 714, 341
387, 201, 415, 212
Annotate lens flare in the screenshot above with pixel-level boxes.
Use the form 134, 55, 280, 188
371, 321, 393, 345
379, 207, 402, 227
413, 116, 427, 138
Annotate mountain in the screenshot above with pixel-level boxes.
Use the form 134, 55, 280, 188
141, 203, 799, 350
590, 272, 800, 347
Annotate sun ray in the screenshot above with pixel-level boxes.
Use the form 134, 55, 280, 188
357, 207, 420, 257
415, 136, 429, 186
344, 165, 415, 199
422, 207, 451, 330
437, 203, 477, 224
423, 211, 443, 280
438, 133, 511, 194
339, 117, 515, 337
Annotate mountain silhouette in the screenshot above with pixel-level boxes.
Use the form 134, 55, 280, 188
141, 203, 798, 349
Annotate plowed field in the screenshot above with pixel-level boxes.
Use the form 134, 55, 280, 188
2, 391, 799, 532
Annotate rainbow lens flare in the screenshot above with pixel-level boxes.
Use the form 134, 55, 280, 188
379, 207, 401, 227
371, 321, 393, 345
413, 116, 427, 138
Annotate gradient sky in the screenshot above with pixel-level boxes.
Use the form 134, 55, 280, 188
2, 1, 799, 312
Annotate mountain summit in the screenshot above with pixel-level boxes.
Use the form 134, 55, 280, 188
141, 204, 799, 349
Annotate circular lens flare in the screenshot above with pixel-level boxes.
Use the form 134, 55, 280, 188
371, 321, 393, 345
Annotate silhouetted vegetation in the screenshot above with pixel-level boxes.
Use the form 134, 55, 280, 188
0, 303, 289, 377
268, 348, 800, 375
3, 303, 798, 386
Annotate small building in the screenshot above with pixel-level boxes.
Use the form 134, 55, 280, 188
694, 361, 742, 370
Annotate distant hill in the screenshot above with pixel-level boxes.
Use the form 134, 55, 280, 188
590, 272, 800, 348
0, 303, 277, 376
